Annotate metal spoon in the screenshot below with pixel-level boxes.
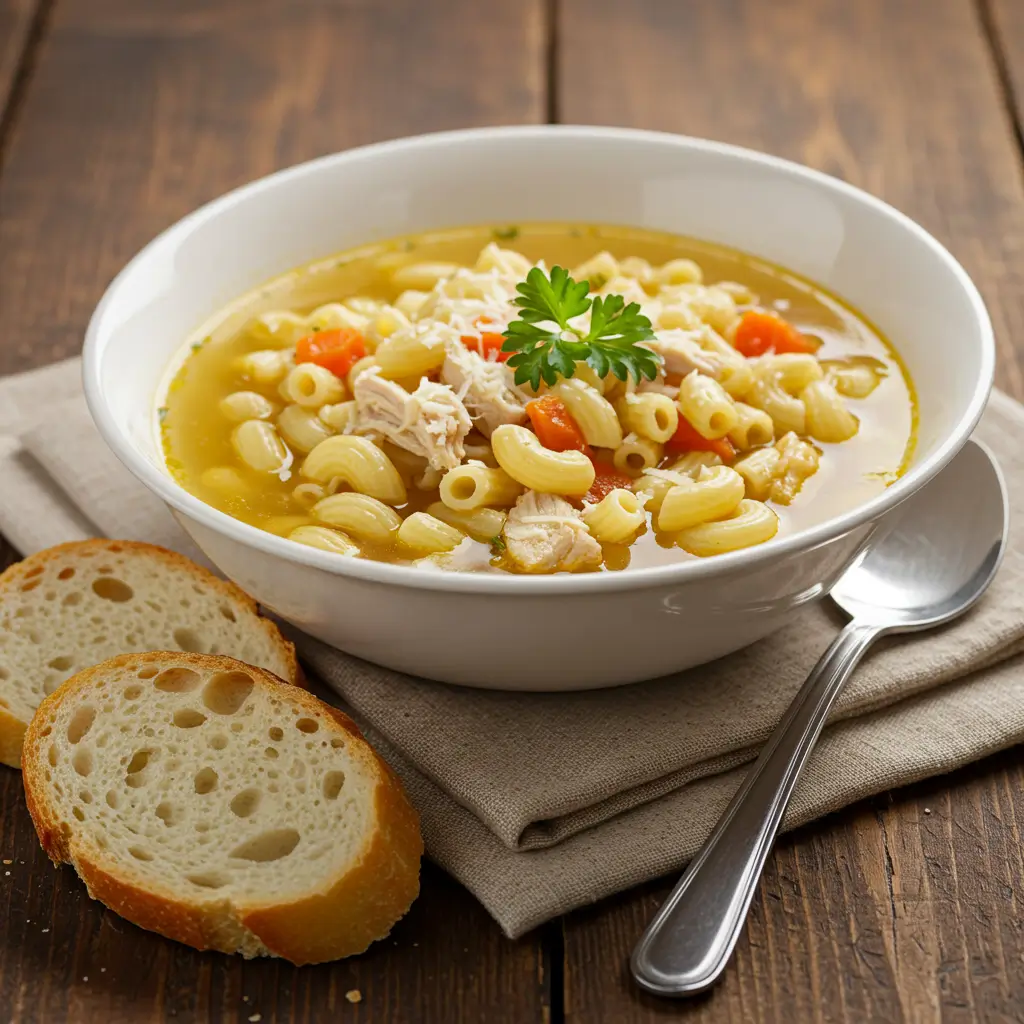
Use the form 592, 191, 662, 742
631, 438, 1008, 997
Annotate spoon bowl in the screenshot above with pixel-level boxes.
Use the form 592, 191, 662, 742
832, 439, 1007, 630
632, 437, 1009, 997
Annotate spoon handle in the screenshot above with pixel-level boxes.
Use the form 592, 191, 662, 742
631, 619, 882, 997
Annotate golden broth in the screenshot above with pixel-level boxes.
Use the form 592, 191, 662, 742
160, 223, 916, 573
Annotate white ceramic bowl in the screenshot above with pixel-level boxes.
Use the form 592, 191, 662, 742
83, 126, 994, 691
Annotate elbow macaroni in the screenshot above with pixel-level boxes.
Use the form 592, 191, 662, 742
657, 466, 746, 533
280, 363, 346, 407
801, 380, 859, 442
676, 500, 779, 556
553, 379, 623, 448
677, 372, 738, 439
440, 463, 523, 510
301, 435, 407, 505
288, 525, 360, 556
491, 425, 595, 495
616, 392, 679, 443
312, 492, 403, 544
398, 511, 465, 554
584, 489, 647, 544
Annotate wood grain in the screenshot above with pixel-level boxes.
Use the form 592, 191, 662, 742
0, 0, 40, 119
0, 1, 550, 1021
559, 0, 1024, 1019
987, 0, 1024, 134
0, 0, 545, 375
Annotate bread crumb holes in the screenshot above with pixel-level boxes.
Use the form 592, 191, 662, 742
230, 789, 261, 818
153, 667, 200, 692
203, 672, 254, 715
92, 577, 133, 602
230, 828, 300, 862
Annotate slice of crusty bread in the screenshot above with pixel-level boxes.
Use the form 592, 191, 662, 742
22, 651, 423, 964
0, 540, 300, 768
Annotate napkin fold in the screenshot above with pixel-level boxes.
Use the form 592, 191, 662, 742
1, 357, 1023, 939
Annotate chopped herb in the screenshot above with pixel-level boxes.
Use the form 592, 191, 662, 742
190, 336, 210, 352
402, 240, 416, 252
157, 406, 169, 422
493, 225, 520, 241
569, 228, 583, 238
490, 535, 506, 553
501, 266, 660, 390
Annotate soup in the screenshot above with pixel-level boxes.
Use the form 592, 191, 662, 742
160, 224, 916, 574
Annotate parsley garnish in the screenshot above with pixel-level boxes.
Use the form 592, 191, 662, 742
157, 406, 169, 423
501, 266, 660, 390
493, 225, 520, 241
490, 535, 506, 553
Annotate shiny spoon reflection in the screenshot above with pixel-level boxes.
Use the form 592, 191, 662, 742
631, 438, 1009, 997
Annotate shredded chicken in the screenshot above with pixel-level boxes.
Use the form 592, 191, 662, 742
441, 342, 530, 437
644, 329, 718, 377
502, 491, 602, 574
353, 370, 471, 471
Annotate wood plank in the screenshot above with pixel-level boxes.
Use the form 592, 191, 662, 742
0, 0, 545, 375
559, 0, 1024, 1019
0, 1, 549, 1021
987, 0, 1024, 135
0, 0, 39, 117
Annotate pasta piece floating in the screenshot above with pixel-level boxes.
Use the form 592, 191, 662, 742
440, 464, 523, 511
552, 379, 623, 449
615, 392, 678, 443
281, 363, 346, 408
397, 512, 464, 555
426, 502, 507, 543
733, 448, 782, 501
657, 466, 745, 533
676, 499, 779, 556
491, 425, 595, 496
289, 525, 360, 556
220, 391, 277, 423
231, 421, 291, 475
583, 489, 647, 544
677, 372, 738, 440
802, 380, 859, 443
277, 404, 335, 453
612, 433, 663, 478
313, 492, 403, 544
728, 402, 774, 450
301, 436, 407, 506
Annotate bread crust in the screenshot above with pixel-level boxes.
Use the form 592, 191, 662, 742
0, 540, 303, 767
22, 652, 422, 964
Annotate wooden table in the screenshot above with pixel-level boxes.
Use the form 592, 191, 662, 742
2, 1, 1024, 1020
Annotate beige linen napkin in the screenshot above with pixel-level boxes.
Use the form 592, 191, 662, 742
1, 358, 1023, 939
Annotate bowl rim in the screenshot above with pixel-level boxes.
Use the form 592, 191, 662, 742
83, 124, 996, 595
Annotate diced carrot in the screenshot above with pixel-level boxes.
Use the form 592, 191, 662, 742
295, 328, 367, 378
587, 458, 634, 502
666, 417, 736, 463
460, 331, 511, 362
733, 310, 817, 357
526, 395, 591, 454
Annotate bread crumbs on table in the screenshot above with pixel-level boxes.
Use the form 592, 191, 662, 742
345, 990, 362, 1004
247, 1015, 261, 1023
3, 859, 11, 865
924, 807, 932, 815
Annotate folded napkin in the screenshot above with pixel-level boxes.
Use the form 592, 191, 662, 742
2, 358, 1024, 939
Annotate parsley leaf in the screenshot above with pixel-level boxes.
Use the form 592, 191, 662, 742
501, 266, 659, 388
